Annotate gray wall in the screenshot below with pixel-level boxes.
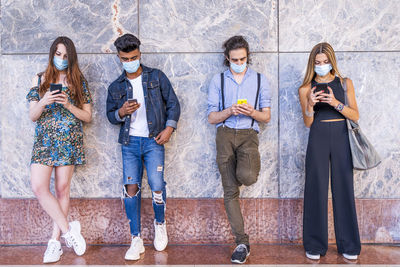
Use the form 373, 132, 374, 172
1, 0, 399, 198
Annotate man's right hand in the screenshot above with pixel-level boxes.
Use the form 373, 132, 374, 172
230, 104, 241, 116
118, 101, 141, 118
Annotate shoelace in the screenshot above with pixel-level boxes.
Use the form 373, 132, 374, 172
234, 244, 247, 253
44, 242, 58, 257
129, 238, 141, 250
65, 233, 78, 248
155, 224, 165, 236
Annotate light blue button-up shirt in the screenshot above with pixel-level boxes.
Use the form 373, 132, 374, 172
207, 67, 272, 132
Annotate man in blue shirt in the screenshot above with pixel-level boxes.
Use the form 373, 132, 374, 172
106, 34, 180, 260
207, 36, 271, 264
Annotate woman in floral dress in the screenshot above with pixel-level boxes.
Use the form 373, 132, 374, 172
26, 36, 92, 263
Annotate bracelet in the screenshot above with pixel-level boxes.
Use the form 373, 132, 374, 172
305, 108, 314, 117
335, 103, 344, 112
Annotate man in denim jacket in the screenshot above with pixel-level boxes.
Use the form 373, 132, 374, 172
106, 33, 180, 260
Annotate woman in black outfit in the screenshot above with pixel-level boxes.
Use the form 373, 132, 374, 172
298, 42, 361, 261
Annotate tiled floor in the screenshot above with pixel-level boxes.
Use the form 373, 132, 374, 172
1, 244, 399, 265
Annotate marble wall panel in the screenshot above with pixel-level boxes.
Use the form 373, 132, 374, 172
2, 198, 400, 244
0, 52, 278, 198
279, 0, 400, 52
1, 0, 138, 53
1, 54, 123, 198
279, 52, 400, 198
1, 55, 49, 198
0, 1, 2, 198
142, 53, 279, 198
139, 0, 278, 52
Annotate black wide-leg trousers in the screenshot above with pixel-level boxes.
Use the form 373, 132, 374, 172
303, 120, 361, 256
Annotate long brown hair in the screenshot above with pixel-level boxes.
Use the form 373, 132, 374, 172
300, 42, 343, 88
40, 36, 86, 107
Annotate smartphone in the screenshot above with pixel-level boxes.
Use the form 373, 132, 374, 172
237, 99, 248, 104
315, 84, 329, 94
50, 83, 62, 94
128, 99, 138, 104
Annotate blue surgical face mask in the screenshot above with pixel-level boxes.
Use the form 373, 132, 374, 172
314, 63, 332, 76
230, 62, 247, 74
53, 56, 68, 71
122, 59, 140, 74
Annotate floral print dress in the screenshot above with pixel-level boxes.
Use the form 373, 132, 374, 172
26, 76, 92, 166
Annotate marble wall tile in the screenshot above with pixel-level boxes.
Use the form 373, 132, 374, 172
1, 55, 49, 198
279, 0, 400, 52
142, 53, 279, 198
279, 52, 400, 198
380, 200, 400, 242
361, 199, 382, 243
139, 0, 278, 52
2, 198, 399, 244
337, 53, 400, 198
1, 0, 138, 53
278, 53, 309, 198
278, 199, 302, 243
0, 52, 278, 198
0, 54, 123, 198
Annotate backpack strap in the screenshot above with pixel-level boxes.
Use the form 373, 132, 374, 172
251, 73, 261, 127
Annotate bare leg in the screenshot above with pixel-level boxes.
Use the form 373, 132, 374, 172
30, 164, 69, 233
51, 165, 75, 240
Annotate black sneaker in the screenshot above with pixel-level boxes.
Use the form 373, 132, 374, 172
231, 244, 250, 264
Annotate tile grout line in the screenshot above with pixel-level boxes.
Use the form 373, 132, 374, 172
2, 50, 400, 56
277, 0, 282, 243
137, 0, 140, 38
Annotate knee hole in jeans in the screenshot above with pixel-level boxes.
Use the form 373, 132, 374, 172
123, 183, 140, 198
152, 191, 164, 205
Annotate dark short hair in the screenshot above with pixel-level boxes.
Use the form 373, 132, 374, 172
114, 34, 141, 53
223, 35, 251, 67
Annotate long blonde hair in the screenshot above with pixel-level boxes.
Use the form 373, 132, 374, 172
300, 42, 343, 88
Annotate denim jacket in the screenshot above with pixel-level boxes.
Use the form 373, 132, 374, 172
106, 65, 180, 145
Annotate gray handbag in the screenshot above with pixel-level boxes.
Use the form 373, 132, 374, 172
342, 78, 381, 170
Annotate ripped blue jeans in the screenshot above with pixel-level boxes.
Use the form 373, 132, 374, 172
122, 136, 166, 236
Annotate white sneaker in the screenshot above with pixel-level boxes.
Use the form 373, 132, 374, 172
154, 220, 168, 251
343, 253, 358, 260
43, 239, 63, 263
306, 251, 320, 260
62, 221, 86, 256
125, 236, 145, 260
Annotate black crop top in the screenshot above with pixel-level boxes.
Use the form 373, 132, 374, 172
312, 76, 346, 120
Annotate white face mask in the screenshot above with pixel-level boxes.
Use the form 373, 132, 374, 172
122, 59, 140, 73
314, 64, 332, 76
230, 61, 247, 73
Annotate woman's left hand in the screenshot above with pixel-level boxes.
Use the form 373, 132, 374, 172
55, 92, 72, 109
320, 86, 339, 107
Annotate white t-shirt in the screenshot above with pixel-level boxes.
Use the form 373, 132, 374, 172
128, 76, 149, 137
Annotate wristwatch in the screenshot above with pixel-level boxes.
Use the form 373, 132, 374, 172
335, 103, 344, 112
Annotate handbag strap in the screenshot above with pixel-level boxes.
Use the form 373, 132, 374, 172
341, 77, 348, 105
341, 77, 359, 130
